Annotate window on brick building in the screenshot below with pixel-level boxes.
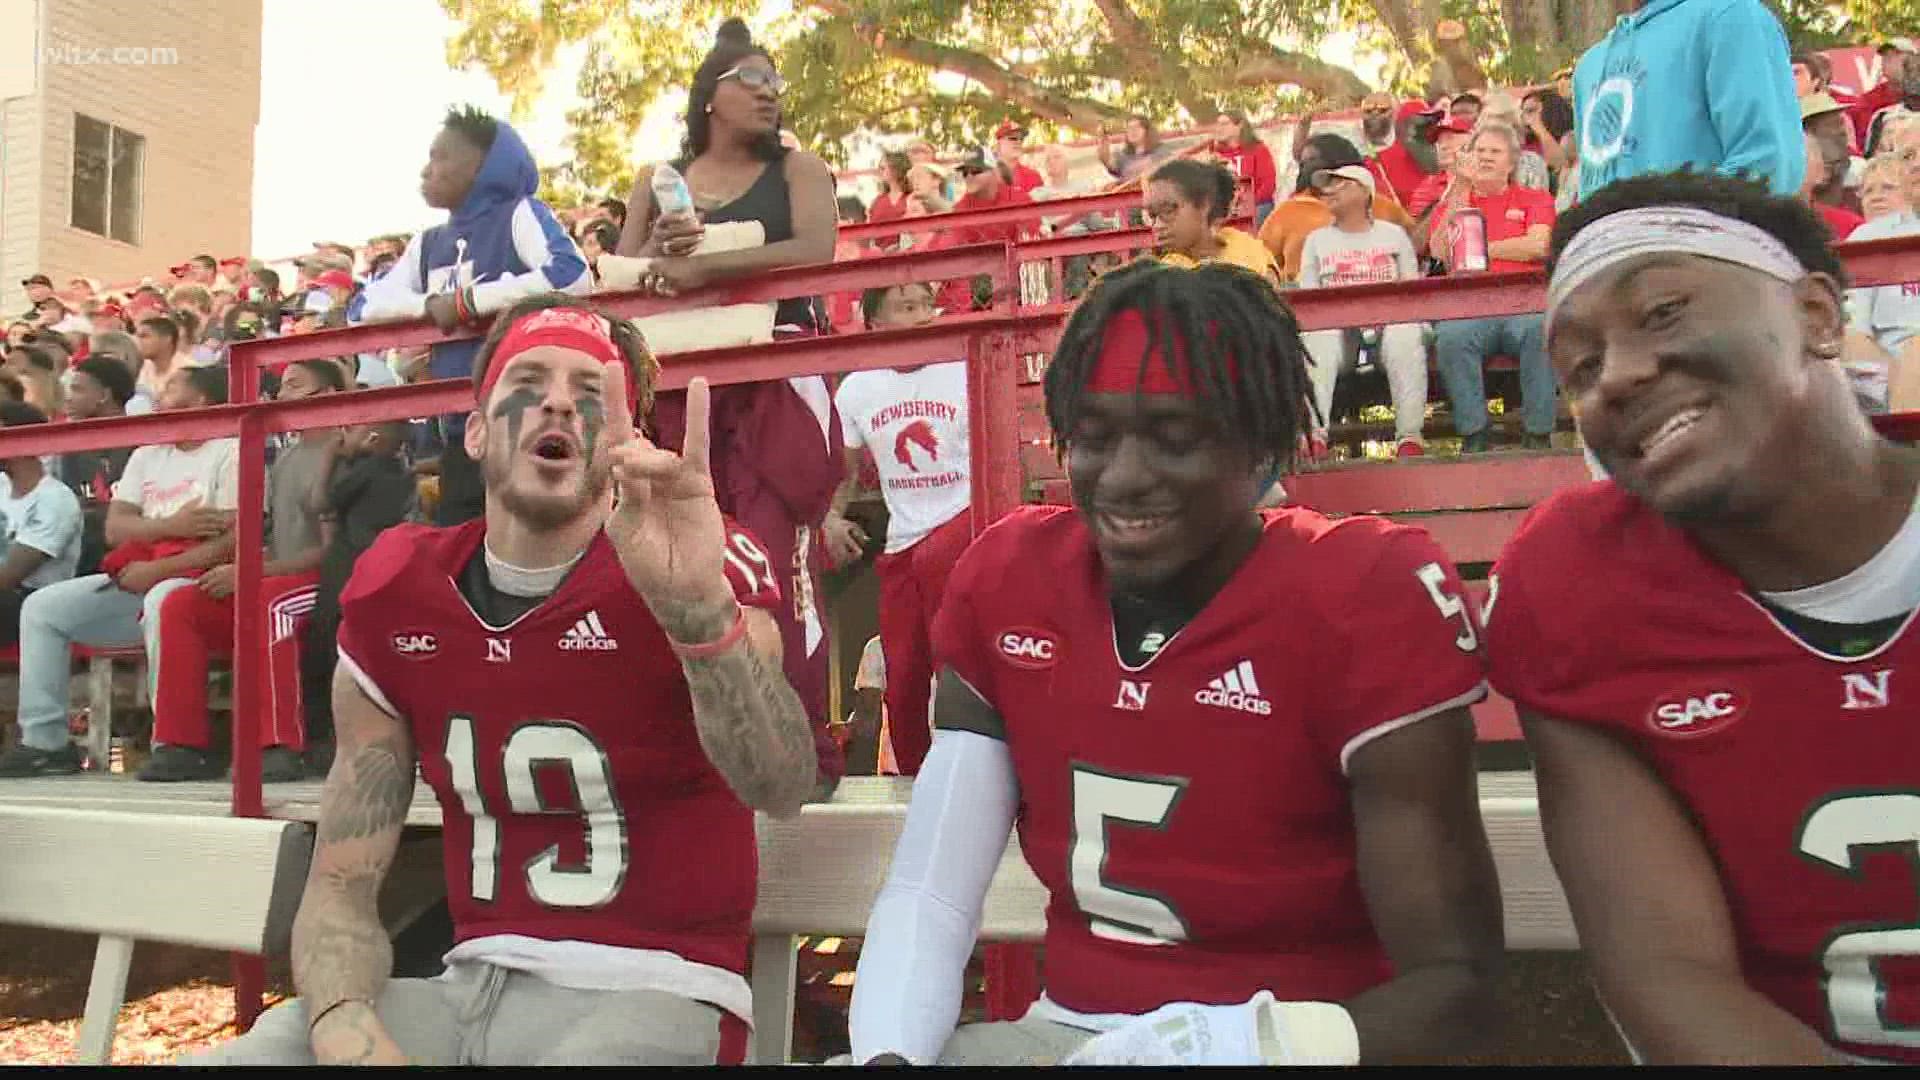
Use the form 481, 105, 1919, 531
71, 114, 143, 244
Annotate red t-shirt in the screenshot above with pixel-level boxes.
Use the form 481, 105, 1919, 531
1370, 143, 1430, 209
932, 506, 1487, 1015
1213, 140, 1279, 205
1817, 201, 1865, 241
868, 191, 909, 224
337, 520, 782, 997
1007, 163, 1045, 197
951, 185, 1035, 247
1487, 483, 1920, 1064
1433, 183, 1557, 274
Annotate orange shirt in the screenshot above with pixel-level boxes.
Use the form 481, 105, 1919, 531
1257, 192, 1414, 283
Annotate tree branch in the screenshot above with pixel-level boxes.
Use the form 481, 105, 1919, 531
1090, 0, 1217, 120
1230, 44, 1373, 103
1367, 0, 1432, 71
847, 25, 1129, 131
1432, 19, 1487, 92
1499, 0, 1562, 58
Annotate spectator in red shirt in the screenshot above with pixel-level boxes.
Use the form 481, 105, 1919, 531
1802, 130, 1863, 239
1209, 111, 1278, 226
1372, 100, 1444, 208
1854, 40, 1915, 155
945, 148, 1033, 310
869, 151, 913, 229
993, 122, 1045, 196
1428, 121, 1558, 452
1406, 118, 1474, 220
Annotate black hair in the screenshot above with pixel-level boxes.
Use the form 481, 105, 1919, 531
1294, 133, 1363, 192
74, 355, 135, 406
182, 364, 229, 405
1217, 110, 1257, 147
252, 266, 281, 294
138, 314, 181, 346
1043, 261, 1315, 477
1127, 113, 1159, 151
1148, 159, 1236, 222
684, 18, 783, 162
1549, 171, 1848, 289
291, 357, 350, 393
859, 281, 935, 327
9, 344, 56, 373
443, 104, 499, 156
470, 293, 659, 422
1533, 89, 1575, 141
189, 254, 218, 271
597, 196, 627, 225
0, 399, 48, 428
0, 372, 22, 403
837, 194, 868, 224
585, 220, 621, 253
1451, 92, 1483, 109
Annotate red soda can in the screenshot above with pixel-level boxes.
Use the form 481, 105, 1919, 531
1449, 207, 1488, 272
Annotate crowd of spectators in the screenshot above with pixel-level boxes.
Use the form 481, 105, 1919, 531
0, 13, 1914, 781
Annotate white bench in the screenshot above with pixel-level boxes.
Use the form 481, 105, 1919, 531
747, 773, 1574, 1065
0, 806, 312, 1064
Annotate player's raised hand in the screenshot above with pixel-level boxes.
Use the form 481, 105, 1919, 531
603, 376, 732, 618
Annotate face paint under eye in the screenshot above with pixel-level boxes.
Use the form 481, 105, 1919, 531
577, 394, 606, 465
491, 384, 543, 448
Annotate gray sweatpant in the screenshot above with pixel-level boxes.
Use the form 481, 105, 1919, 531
181, 963, 740, 1066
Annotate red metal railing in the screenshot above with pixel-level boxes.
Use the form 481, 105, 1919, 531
6, 229, 1920, 1031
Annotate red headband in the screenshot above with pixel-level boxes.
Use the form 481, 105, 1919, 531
477, 307, 637, 414
1085, 307, 1237, 396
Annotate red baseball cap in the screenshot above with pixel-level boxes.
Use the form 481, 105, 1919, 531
1396, 100, 1445, 123
311, 269, 355, 292
96, 301, 127, 321
1434, 117, 1475, 136
994, 120, 1027, 141
167, 261, 194, 277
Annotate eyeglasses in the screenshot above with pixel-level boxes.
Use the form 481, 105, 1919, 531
718, 65, 786, 96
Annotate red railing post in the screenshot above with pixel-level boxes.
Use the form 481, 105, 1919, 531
229, 402, 269, 1032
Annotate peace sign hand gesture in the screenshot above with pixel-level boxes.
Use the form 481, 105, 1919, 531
603, 376, 736, 640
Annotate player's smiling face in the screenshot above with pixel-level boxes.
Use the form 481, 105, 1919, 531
1547, 251, 1843, 524
467, 344, 628, 530
1066, 389, 1260, 593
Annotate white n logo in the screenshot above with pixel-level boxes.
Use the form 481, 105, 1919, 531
1841, 670, 1893, 711
1113, 680, 1150, 711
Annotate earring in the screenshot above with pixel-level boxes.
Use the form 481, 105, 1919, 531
705, 104, 714, 114
1814, 341, 1842, 359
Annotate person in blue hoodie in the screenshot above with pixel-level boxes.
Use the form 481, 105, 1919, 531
360, 106, 591, 524
1573, 0, 1805, 201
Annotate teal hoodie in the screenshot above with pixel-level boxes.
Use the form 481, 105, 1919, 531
1573, 0, 1803, 200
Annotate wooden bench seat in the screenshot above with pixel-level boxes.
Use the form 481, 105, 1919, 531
0, 806, 311, 1063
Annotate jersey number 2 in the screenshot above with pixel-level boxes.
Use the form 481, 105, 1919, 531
445, 715, 628, 909
1799, 791, 1920, 1050
1070, 766, 1190, 946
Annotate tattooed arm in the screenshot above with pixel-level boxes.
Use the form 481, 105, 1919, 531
291, 664, 416, 1066
654, 596, 819, 820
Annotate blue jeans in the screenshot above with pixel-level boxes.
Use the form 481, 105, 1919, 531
1434, 315, 1556, 437
15, 574, 194, 750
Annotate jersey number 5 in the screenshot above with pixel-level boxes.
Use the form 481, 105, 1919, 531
1416, 561, 1478, 652
1799, 791, 1920, 1050
445, 715, 629, 909
1070, 766, 1191, 946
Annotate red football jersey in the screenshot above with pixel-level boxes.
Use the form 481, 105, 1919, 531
932, 505, 1488, 1015
336, 518, 783, 977
1486, 483, 1920, 1063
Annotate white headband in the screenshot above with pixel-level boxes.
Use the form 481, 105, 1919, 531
1545, 206, 1805, 324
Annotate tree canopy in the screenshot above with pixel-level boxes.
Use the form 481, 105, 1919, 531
440, 0, 1920, 202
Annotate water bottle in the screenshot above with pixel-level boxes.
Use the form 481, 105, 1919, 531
1449, 207, 1489, 272
652, 163, 694, 218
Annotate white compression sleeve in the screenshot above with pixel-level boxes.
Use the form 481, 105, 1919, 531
848, 729, 1019, 1064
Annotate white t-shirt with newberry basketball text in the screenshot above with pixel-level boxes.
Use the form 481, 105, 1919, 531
835, 363, 971, 554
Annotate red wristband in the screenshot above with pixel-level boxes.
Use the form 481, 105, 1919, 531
668, 604, 749, 660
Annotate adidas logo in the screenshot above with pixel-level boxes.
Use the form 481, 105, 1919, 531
1194, 660, 1271, 716
560, 610, 620, 652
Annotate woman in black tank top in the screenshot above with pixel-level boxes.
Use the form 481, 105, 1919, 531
614, 19, 836, 330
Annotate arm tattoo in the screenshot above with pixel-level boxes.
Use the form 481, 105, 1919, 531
660, 598, 817, 817
293, 717, 414, 1031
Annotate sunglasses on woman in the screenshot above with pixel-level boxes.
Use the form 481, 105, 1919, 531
718, 65, 786, 96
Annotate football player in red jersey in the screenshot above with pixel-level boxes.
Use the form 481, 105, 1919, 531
1490, 171, 1920, 1065
186, 296, 818, 1066
846, 262, 1506, 1065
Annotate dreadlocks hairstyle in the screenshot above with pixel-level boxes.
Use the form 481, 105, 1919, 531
443, 105, 500, 156
684, 18, 783, 162
1549, 170, 1849, 288
1044, 261, 1317, 477
470, 293, 660, 422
